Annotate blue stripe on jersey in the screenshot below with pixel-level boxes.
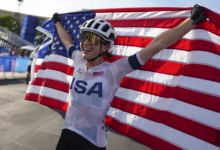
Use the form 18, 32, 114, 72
68, 45, 78, 58
128, 53, 142, 70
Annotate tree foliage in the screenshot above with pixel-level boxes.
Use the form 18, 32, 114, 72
0, 15, 21, 35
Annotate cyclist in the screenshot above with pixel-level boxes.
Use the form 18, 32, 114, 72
53, 5, 206, 150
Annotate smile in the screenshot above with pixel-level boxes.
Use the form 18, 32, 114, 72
83, 48, 92, 52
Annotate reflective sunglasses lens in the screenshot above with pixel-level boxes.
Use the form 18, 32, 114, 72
80, 32, 100, 45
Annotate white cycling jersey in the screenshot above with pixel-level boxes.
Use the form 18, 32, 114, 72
63, 45, 144, 147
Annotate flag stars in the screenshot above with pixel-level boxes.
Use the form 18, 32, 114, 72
73, 30, 76, 33
76, 20, 79, 24
59, 47, 63, 50
65, 17, 68, 20
74, 17, 76, 20
67, 20, 70, 24
54, 37, 57, 40
76, 34, 79, 39
82, 16, 86, 20
78, 25, 82, 28
56, 41, 60, 45
70, 24, 73, 28
51, 45, 56, 50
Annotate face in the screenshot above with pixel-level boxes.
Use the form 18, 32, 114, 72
80, 33, 110, 60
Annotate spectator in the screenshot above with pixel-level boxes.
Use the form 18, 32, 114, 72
24, 50, 28, 57
26, 46, 39, 84
21, 50, 25, 57
14, 47, 18, 55
17, 49, 22, 56
9, 46, 14, 55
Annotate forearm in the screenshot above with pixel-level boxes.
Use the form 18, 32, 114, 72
139, 18, 196, 63
55, 22, 73, 50
151, 18, 195, 52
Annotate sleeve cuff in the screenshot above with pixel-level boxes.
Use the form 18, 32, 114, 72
136, 52, 145, 66
68, 44, 75, 57
128, 52, 144, 70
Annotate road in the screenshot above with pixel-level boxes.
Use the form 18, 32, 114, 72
0, 76, 151, 150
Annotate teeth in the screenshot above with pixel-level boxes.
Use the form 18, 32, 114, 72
84, 48, 92, 51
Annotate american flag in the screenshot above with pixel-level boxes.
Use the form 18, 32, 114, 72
25, 7, 220, 150
93, 71, 104, 76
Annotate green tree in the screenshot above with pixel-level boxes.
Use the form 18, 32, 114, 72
0, 15, 21, 35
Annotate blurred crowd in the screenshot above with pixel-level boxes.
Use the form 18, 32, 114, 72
3, 46, 32, 57
9, 46, 31, 57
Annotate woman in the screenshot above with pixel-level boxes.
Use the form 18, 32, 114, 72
53, 5, 206, 150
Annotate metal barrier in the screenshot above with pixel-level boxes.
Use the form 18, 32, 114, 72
0, 55, 29, 79
0, 25, 35, 49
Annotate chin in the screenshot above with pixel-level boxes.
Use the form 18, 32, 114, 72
82, 53, 91, 60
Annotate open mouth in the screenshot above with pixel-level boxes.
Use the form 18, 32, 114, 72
83, 48, 92, 52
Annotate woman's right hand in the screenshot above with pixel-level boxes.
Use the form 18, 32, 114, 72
52, 13, 60, 24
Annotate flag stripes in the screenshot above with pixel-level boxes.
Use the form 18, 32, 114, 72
120, 77, 220, 114
107, 107, 219, 150
111, 97, 219, 146
31, 78, 70, 93
105, 116, 183, 150
26, 85, 69, 102
114, 37, 220, 55
25, 93, 68, 110
114, 87, 220, 131
95, 10, 191, 20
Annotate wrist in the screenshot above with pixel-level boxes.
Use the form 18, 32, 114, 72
55, 22, 62, 28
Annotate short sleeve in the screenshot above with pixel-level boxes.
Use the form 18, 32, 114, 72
68, 45, 85, 66
110, 52, 144, 85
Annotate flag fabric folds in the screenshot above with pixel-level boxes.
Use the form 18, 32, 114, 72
24, 7, 220, 150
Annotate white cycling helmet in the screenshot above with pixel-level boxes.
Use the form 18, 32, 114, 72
80, 19, 117, 49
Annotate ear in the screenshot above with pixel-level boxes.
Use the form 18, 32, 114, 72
102, 43, 110, 52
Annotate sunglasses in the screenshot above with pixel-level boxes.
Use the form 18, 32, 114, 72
79, 32, 102, 45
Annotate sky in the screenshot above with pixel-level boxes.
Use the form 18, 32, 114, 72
0, 0, 219, 18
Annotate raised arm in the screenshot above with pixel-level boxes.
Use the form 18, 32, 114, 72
52, 13, 73, 52
139, 5, 207, 64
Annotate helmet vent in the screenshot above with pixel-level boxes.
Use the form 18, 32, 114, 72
101, 24, 110, 32
109, 33, 115, 40
110, 25, 115, 30
99, 20, 105, 23
82, 22, 87, 27
87, 20, 95, 28
94, 23, 100, 29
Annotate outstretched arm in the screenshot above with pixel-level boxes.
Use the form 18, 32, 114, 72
139, 5, 207, 64
139, 18, 195, 63
52, 14, 73, 52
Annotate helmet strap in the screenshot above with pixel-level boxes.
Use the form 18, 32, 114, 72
87, 43, 104, 62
